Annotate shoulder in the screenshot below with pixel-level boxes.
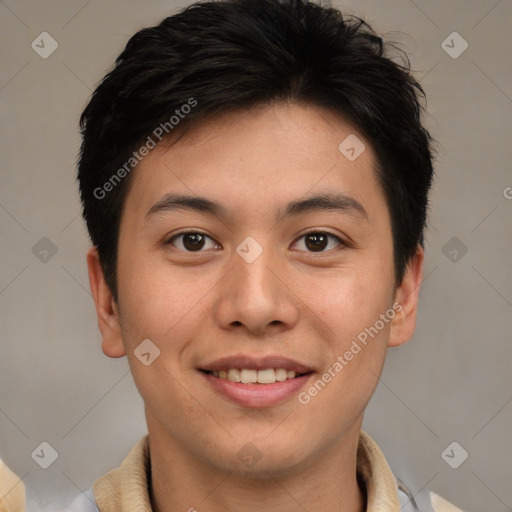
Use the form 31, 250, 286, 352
358, 430, 465, 512
65, 488, 99, 512
0, 458, 25, 512
24, 488, 99, 512
397, 477, 466, 512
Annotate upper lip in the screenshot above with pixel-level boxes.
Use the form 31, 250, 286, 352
200, 355, 314, 374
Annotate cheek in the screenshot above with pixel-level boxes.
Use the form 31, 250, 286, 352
298, 261, 395, 341
116, 247, 206, 343
300, 267, 395, 414
295, 267, 394, 418
296, 293, 392, 432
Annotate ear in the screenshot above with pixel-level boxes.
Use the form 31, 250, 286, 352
86, 247, 126, 358
388, 244, 425, 348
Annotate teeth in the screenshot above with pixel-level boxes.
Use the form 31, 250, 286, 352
257, 369, 275, 384
275, 369, 287, 381
211, 368, 302, 384
240, 369, 257, 383
227, 369, 241, 382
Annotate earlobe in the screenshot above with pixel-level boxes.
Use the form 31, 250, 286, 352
388, 245, 425, 348
86, 247, 126, 358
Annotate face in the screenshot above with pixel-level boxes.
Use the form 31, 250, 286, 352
88, 101, 423, 477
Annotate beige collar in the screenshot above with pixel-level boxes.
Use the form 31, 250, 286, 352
92, 430, 401, 511
0, 459, 26, 512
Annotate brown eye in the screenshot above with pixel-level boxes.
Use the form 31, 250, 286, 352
166, 232, 220, 252
293, 231, 344, 253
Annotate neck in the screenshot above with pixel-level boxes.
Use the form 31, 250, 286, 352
147, 418, 366, 512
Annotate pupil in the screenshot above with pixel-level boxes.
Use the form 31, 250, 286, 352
181, 233, 327, 252
306, 233, 327, 251
184, 233, 205, 251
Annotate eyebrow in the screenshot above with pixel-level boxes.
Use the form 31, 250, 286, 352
145, 191, 368, 223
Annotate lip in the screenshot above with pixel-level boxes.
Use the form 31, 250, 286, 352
200, 371, 314, 407
199, 354, 313, 374
198, 355, 315, 407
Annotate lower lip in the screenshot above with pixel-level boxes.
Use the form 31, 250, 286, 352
201, 371, 313, 407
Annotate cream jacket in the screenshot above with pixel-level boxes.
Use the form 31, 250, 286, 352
2, 432, 465, 511
0, 459, 25, 512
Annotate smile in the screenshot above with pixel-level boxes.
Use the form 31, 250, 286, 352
203, 368, 307, 384
199, 355, 314, 407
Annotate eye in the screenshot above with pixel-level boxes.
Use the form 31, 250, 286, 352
165, 231, 221, 252
165, 230, 346, 253
292, 231, 345, 253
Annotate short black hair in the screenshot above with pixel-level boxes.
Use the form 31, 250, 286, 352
77, 0, 437, 301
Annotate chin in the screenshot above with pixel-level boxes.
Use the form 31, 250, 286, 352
221, 450, 312, 480
206, 433, 319, 478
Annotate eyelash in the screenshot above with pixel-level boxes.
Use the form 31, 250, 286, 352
165, 229, 347, 254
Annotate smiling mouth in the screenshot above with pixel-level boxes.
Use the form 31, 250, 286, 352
200, 368, 313, 384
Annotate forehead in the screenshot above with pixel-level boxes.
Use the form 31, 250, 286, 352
123, 102, 385, 224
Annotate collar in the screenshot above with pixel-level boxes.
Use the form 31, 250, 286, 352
92, 430, 402, 511
0, 459, 26, 512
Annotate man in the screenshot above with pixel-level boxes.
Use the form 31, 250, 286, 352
67, 0, 460, 510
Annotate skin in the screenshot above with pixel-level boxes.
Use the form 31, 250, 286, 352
87, 101, 424, 512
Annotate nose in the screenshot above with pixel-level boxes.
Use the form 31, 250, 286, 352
213, 239, 300, 337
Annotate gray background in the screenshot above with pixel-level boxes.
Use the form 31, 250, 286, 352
0, 0, 511, 510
